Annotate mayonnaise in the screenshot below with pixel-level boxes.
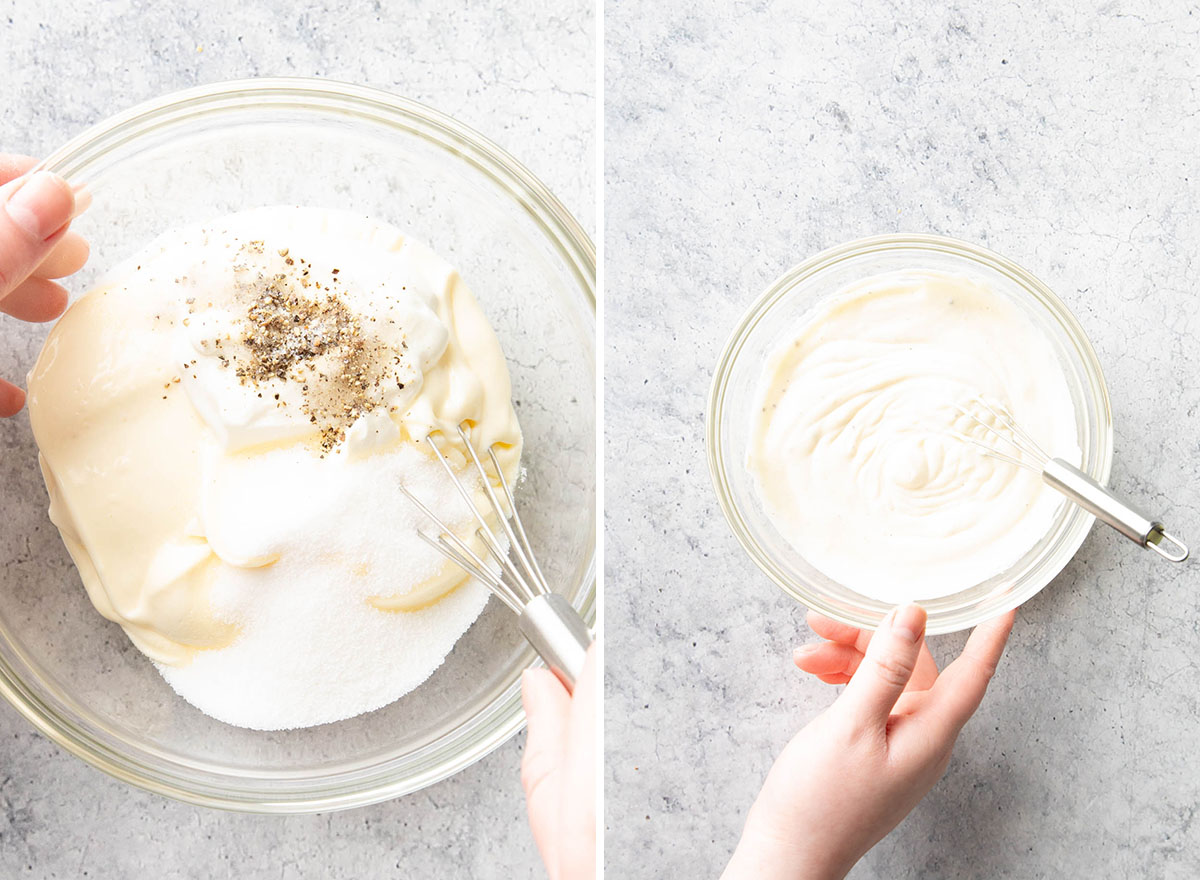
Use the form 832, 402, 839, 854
748, 269, 1079, 601
28, 207, 522, 667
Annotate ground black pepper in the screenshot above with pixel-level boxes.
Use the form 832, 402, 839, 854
202, 243, 409, 452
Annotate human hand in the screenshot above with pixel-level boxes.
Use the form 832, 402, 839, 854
521, 643, 597, 880
0, 155, 90, 415
722, 604, 1016, 880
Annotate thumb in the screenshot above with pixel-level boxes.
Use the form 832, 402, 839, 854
521, 667, 572, 877
0, 171, 75, 299
837, 603, 927, 728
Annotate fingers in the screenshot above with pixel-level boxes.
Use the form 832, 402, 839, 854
924, 608, 1016, 737
522, 667, 572, 796
558, 643, 598, 880
816, 672, 852, 685
0, 164, 85, 420
807, 610, 866, 646
0, 378, 25, 417
521, 667, 572, 876
0, 277, 68, 322
34, 231, 89, 279
910, 641, 941, 691
0, 157, 91, 215
0, 171, 75, 301
794, 641, 862, 677
891, 688, 932, 717
836, 603, 928, 728
792, 643, 859, 681
0, 155, 38, 185
796, 639, 939, 691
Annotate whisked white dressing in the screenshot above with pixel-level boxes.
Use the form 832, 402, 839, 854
747, 269, 1080, 602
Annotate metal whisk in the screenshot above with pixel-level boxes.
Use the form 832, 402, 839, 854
400, 423, 592, 691
954, 398, 1188, 563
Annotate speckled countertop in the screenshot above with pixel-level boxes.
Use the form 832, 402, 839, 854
606, 0, 1200, 877
0, 2, 592, 877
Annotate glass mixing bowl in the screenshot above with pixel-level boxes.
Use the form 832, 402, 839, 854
707, 234, 1112, 635
0, 79, 594, 811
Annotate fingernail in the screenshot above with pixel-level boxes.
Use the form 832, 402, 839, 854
5, 171, 74, 240
891, 603, 927, 643
794, 644, 820, 656
71, 184, 93, 219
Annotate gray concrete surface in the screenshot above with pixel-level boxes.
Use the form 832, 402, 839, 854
0, 1, 593, 877
605, 1, 1200, 877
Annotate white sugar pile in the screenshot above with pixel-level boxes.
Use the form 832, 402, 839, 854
157, 442, 492, 730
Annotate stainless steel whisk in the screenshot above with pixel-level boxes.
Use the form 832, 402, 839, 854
400, 423, 593, 691
954, 398, 1188, 563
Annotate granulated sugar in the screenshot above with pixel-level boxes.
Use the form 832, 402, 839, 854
157, 441, 493, 730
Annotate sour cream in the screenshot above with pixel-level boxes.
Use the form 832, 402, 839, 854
747, 269, 1079, 602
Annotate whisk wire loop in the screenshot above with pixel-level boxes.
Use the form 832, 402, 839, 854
953, 397, 1187, 563
954, 398, 1049, 470
425, 432, 509, 564
486, 442, 550, 595
430, 534, 524, 615
453, 424, 547, 601
399, 483, 526, 614
947, 429, 1030, 470
402, 421, 593, 688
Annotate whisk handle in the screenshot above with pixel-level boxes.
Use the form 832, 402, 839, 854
519, 593, 593, 693
1043, 459, 1188, 562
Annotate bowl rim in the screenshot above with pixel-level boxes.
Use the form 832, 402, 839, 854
706, 232, 1113, 634
3, 77, 596, 813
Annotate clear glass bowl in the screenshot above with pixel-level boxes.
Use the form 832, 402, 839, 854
707, 234, 1112, 635
0, 78, 594, 811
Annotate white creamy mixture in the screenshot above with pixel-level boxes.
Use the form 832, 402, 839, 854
28, 206, 521, 729
748, 270, 1079, 602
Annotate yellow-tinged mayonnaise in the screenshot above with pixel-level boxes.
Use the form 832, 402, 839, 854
29, 207, 521, 666
748, 270, 1079, 602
